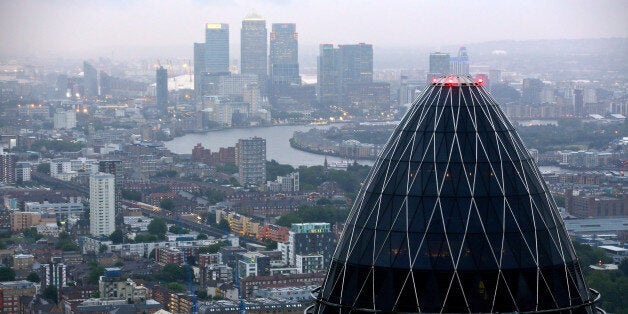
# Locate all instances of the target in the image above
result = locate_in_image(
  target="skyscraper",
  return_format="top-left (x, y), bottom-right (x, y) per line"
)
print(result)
top-left (428, 52), bottom-right (451, 82)
top-left (313, 76), bottom-right (598, 313)
top-left (90, 173), bottom-right (115, 237)
top-left (156, 66), bottom-right (168, 109)
top-left (204, 23), bottom-right (230, 73)
top-left (236, 137), bottom-right (266, 186)
top-left (269, 23), bottom-right (300, 85)
top-left (316, 44), bottom-right (340, 104)
top-left (450, 46), bottom-right (470, 75)
top-left (338, 43), bottom-right (373, 88)
top-left (241, 13), bottom-right (267, 79)
top-left (316, 43), bottom-right (374, 106)
top-left (194, 23), bottom-right (229, 99)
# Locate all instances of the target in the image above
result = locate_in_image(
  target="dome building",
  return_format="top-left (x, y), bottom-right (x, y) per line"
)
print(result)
top-left (312, 76), bottom-right (601, 313)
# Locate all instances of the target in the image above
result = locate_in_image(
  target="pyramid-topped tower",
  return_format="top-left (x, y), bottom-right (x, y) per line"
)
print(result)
top-left (313, 76), bottom-right (600, 313)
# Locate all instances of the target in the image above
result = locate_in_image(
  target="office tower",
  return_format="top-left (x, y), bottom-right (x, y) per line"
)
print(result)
top-left (205, 23), bottom-right (230, 73)
top-left (236, 137), bottom-right (266, 186)
top-left (313, 76), bottom-right (597, 313)
top-left (269, 23), bottom-right (300, 85)
top-left (83, 61), bottom-right (98, 97)
top-left (316, 44), bottom-right (340, 104)
top-left (193, 42), bottom-right (206, 97)
top-left (522, 78), bottom-right (544, 105)
top-left (241, 13), bottom-right (267, 79)
top-left (450, 46), bottom-right (470, 75)
top-left (89, 172), bottom-right (115, 237)
top-left (156, 66), bottom-right (168, 109)
top-left (0, 152), bottom-right (17, 183)
top-left (338, 43), bottom-right (373, 88)
top-left (429, 52), bottom-right (450, 76)
top-left (195, 23), bottom-right (229, 99)
top-left (316, 43), bottom-right (377, 107)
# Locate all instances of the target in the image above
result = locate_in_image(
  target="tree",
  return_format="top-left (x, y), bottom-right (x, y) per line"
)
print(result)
top-left (147, 218), bottom-right (167, 239)
top-left (22, 227), bottom-right (43, 241)
top-left (166, 282), bottom-right (186, 292)
top-left (196, 233), bottom-right (208, 240)
top-left (121, 189), bottom-right (142, 201)
top-left (42, 285), bottom-right (59, 304)
top-left (109, 229), bottom-right (125, 244)
top-left (99, 244), bottom-right (109, 253)
top-left (0, 267), bottom-right (15, 281)
top-left (36, 163), bottom-right (50, 175)
top-left (217, 219), bottom-right (231, 232)
top-left (87, 263), bottom-right (105, 285)
top-left (26, 272), bottom-right (40, 283)
top-left (169, 225), bottom-right (188, 234)
top-left (198, 242), bottom-right (227, 254)
top-left (134, 233), bottom-right (158, 243)
top-left (619, 259), bottom-right (628, 277)
top-left (160, 198), bottom-right (175, 211)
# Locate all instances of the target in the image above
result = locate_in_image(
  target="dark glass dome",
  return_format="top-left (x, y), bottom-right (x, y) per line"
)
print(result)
top-left (313, 76), bottom-right (597, 313)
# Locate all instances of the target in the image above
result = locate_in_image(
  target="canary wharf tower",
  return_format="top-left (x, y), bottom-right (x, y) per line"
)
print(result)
top-left (312, 76), bottom-right (600, 313)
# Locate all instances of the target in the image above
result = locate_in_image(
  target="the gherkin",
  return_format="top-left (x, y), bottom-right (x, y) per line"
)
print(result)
top-left (312, 76), bottom-right (601, 313)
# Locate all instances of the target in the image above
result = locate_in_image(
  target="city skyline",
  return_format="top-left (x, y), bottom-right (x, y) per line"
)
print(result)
top-left (1, 0), bottom-right (626, 59)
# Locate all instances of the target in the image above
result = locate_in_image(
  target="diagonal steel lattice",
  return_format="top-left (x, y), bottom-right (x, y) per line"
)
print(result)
top-left (313, 76), bottom-right (598, 313)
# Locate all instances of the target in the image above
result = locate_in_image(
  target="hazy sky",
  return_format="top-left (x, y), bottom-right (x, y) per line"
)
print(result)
top-left (1, 0), bottom-right (626, 58)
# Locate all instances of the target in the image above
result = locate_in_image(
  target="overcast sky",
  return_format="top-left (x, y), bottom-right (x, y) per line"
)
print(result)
top-left (1, 0), bottom-right (626, 58)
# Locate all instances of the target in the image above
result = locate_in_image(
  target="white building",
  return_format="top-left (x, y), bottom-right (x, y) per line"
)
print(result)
top-left (266, 172), bottom-right (299, 192)
top-left (15, 162), bottom-right (31, 182)
top-left (89, 173), bottom-right (115, 237)
top-left (53, 109), bottom-right (76, 129)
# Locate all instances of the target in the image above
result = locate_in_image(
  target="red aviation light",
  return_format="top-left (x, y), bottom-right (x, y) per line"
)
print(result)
top-left (444, 76), bottom-right (457, 86)
top-left (476, 78), bottom-right (484, 85)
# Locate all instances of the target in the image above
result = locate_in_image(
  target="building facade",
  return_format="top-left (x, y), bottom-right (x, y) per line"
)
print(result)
top-left (156, 66), bottom-right (168, 109)
top-left (236, 137), bottom-right (266, 186)
top-left (314, 76), bottom-right (596, 313)
top-left (89, 172), bottom-right (115, 237)
top-left (269, 23), bottom-right (300, 86)
top-left (241, 14), bottom-right (267, 79)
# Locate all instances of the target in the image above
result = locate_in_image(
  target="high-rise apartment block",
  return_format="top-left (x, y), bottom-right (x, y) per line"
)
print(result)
top-left (428, 52), bottom-right (451, 83)
top-left (89, 172), bottom-right (115, 237)
top-left (241, 14), bottom-right (267, 80)
top-left (269, 23), bottom-right (300, 85)
top-left (156, 66), bottom-right (168, 109)
top-left (0, 151), bottom-right (16, 183)
top-left (236, 137), bottom-right (266, 186)
top-left (284, 223), bottom-right (335, 270)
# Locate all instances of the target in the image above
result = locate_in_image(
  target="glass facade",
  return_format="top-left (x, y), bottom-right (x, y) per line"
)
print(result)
top-left (313, 76), bottom-right (597, 313)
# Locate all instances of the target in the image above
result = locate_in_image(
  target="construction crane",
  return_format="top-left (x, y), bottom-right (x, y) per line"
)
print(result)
top-left (174, 213), bottom-right (198, 313)
top-left (234, 264), bottom-right (246, 314)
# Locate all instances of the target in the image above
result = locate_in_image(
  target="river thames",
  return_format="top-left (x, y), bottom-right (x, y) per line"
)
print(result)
top-left (164, 124), bottom-right (375, 167)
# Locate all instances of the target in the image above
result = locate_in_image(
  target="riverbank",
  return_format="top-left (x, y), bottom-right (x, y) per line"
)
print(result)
top-left (289, 137), bottom-right (377, 161)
